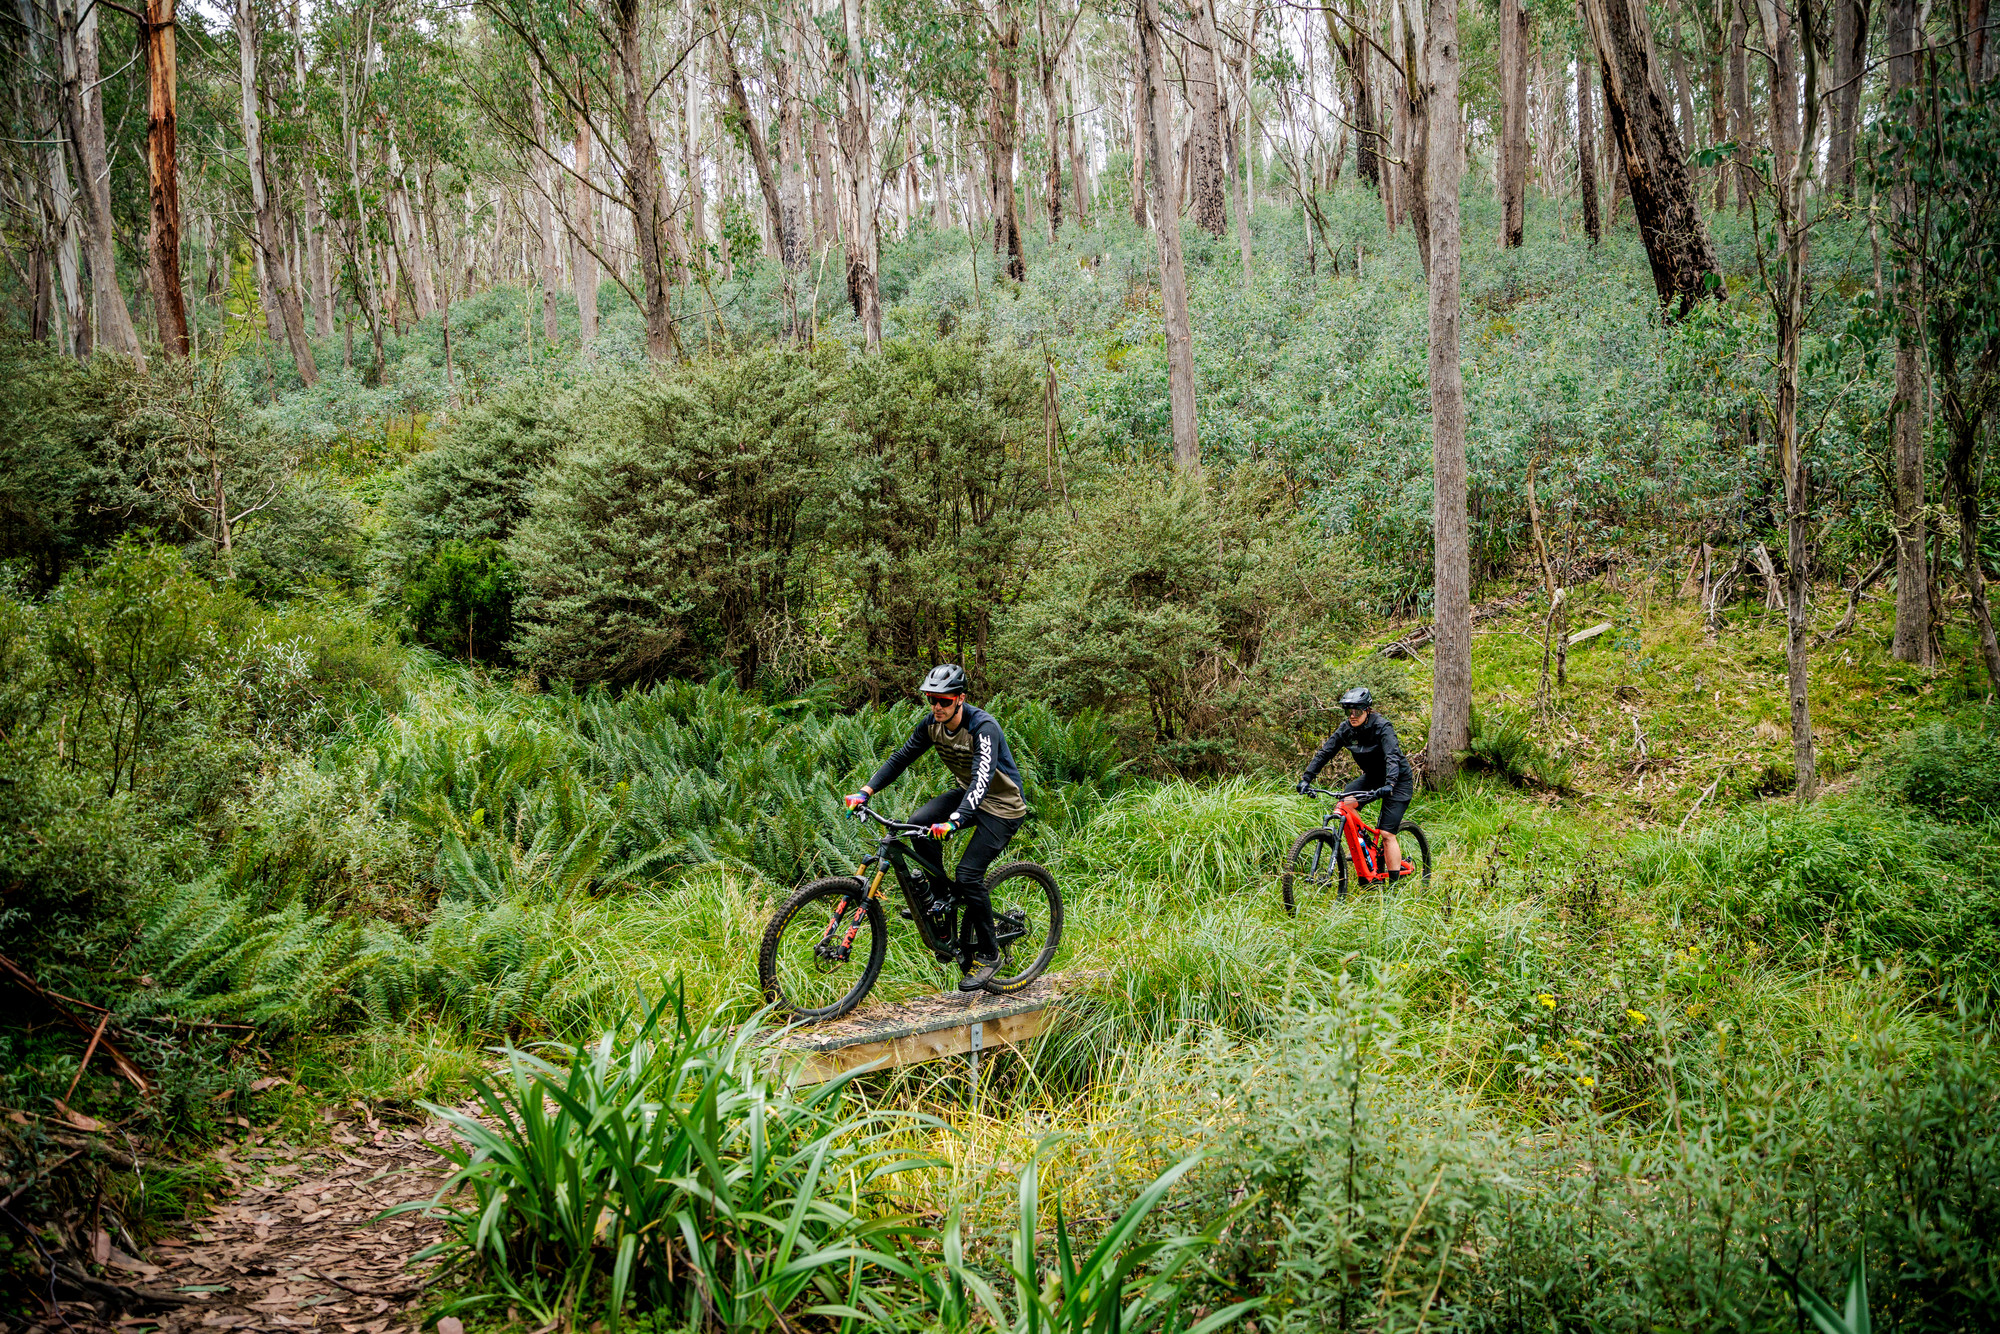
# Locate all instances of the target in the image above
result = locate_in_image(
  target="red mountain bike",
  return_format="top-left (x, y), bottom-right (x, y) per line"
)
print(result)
top-left (1281, 784), bottom-right (1432, 915)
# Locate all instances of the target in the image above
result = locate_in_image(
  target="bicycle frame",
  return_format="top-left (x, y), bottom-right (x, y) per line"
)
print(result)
top-left (1324, 794), bottom-right (1396, 883)
top-left (818, 808), bottom-right (960, 963)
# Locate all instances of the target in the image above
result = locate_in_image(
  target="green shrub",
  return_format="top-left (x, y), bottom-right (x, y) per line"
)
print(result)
top-left (232, 469), bottom-right (368, 600)
top-left (0, 334), bottom-right (133, 590)
top-left (1334, 656), bottom-right (1413, 715)
top-left (1457, 707), bottom-right (1572, 791)
top-left (823, 334), bottom-right (1049, 697)
top-left (1892, 718), bottom-right (2000, 821)
top-left (1189, 979), bottom-right (1509, 1331)
top-left (258, 595), bottom-right (405, 705)
top-left (39, 538), bottom-right (219, 797)
top-left (508, 351), bottom-right (833, 685)
top-left (376, 365), bottom-right (581, 577)
top-left (0, 758), bottom-right (160, 974)
top-left (1181, 982), bottom-right (2000, 1333)
top-left (997, 464), bottom-right (1361, 772)
top-left (1454, 1011), bottom-right (2000, 1331)
top-left (403, 539), bottom-right (520, 662)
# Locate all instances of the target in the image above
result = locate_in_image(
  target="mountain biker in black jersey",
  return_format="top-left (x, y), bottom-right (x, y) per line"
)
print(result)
top-left (845, 664), bottom-right (1027, 991)
top-left (1297, 686), bottom-right (1416, 878)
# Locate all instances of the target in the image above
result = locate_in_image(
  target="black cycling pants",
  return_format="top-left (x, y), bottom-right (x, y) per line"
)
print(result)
top-left (903, 789), bottom-right (1021, 960)
top-left (1344, 783), bottom-right (1412, 834)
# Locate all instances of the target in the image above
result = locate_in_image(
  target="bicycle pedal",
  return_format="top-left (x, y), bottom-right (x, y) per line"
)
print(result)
top-left (898, 906), bottom-right (913, 919)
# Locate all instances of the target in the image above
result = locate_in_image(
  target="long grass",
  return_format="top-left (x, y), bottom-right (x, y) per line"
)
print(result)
top-left (119, 668), bottom-right (2000, 1329)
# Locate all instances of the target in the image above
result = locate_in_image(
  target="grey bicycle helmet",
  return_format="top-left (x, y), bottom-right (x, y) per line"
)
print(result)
top-left (920, 663), bottom-right (969, 695)
top-left (1339, 686), bottom-right (1374, 710)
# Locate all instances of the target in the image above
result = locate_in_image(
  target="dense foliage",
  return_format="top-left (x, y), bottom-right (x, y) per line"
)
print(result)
top-left (7, 128), bottom-right (2000, 1330)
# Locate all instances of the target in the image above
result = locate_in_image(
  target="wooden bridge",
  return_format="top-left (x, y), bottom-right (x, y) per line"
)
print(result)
top-left (772, 973), bottom-right (1099, 1085)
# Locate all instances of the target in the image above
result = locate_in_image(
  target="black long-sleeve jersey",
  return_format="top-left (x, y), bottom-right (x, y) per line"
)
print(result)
top-left (866, 704), bottom-right (1028, 824)
top-left (1302, 711), bottom-right (1413, 795)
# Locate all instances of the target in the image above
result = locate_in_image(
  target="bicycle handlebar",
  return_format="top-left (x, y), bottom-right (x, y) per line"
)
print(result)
top-left (1300, 783), bottom-right (1394, 803)
top-left (855, 803), bottom-right (932, 837)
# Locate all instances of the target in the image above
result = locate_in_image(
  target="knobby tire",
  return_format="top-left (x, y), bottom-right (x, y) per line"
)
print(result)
top-left (1337, 824), bottom-right (1433, 900)
top-left (980, 860), bottom-right (1062, 994)
top-left (1281, 828), bottom-right (1343, 916)
top-left (758, 876), bottom-right (886, 1021)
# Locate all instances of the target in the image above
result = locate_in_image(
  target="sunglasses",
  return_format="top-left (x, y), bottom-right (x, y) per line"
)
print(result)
top-left (926, 695), bottom-right (960, 707)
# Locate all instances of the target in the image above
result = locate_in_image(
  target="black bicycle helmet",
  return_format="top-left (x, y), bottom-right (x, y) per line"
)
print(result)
top-left (920, 663), bottom-right (969, 696)
top-left (1339, 686), bottom-right (1374, 710)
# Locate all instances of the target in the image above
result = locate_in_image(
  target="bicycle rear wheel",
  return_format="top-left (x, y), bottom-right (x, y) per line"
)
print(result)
top-left (980, 861), bottom-right (1062, 994)
top-left (1281, 828), bottom-right (1345, 915)
top-left (1347, 824), bottom-right (1433, 898)
top-left (758, 877), bottom-right (886, 1021)
top-left (1402, 825), bottom-right (1433, 884)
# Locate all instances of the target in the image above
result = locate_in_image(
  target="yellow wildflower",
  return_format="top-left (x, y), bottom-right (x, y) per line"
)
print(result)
top-left (1579, 1076), bottom-right (1595, 1088)
top-left (1537, 993), bottom-right (1556, 1009)
top-left (1626, 1009), bottom-right (1648, 1026)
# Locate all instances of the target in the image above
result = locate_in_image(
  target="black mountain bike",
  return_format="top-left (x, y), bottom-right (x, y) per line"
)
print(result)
top-left (1281, 784), bottom-right (1433, 915)
top-left (757, 804), bottom-right (1063, 1021)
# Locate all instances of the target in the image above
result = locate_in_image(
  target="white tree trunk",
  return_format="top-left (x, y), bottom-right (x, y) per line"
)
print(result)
top-left (1424, 0), bottom-right (1472, 780)
top-left (1138, 0), bottom-right (1198, 469)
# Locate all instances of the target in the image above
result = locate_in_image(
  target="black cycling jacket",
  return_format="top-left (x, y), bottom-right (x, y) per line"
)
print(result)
top-left (1302, 711), bottom-right (1414, 796)
top-left (866, 704), bottom-right (1028, 824)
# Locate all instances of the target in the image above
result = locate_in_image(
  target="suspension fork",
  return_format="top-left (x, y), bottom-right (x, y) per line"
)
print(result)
top-left (821, 863), bottom-right (888, 949)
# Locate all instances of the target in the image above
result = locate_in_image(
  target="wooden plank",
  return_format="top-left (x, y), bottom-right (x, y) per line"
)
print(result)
top-left (1567, 620), bottom-right (1613, 647)
top-left (770, 972), bottom-right (1102, 1085)
top-left (784, 1007), bottom-right (1055, 1085)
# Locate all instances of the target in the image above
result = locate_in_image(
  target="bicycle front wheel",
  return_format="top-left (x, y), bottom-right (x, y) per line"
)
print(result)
top-left (980, 861), bottom-right (1062, 994)
top-left (1281, 828), bottom-right (1346, 915)
top-left (758, 877), bottom-right (886, 1021)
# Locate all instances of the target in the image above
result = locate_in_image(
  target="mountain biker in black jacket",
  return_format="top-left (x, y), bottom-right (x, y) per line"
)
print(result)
top-left (1297, 686), bottom-right (1416, 878)
top-left (844, 664), bottom-right (1026, 990)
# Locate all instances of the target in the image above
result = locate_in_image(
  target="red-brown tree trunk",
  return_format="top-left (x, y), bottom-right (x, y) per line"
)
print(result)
top-left (145, 0), bottom-right (188, 358)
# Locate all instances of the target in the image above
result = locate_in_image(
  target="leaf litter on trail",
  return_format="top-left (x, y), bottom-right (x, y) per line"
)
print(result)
top-left (25, 1112), bottom-right (466, 1333)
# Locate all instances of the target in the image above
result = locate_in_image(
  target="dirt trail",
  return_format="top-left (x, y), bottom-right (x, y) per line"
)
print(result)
top-left (30, 1114), bottom-right (456, 1333)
